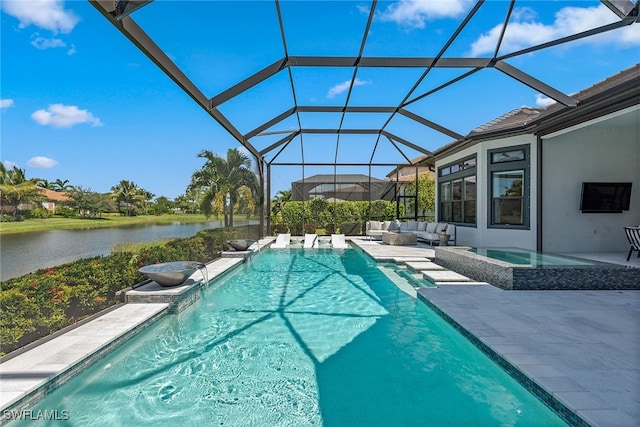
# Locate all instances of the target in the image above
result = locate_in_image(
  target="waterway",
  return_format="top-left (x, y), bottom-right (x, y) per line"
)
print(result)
top-left (0, 220), bottom-right (258, 282)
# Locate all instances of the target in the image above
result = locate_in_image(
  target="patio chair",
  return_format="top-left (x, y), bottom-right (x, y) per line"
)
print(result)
top-left (624, 226), bottom-right (640, 261)
top-left (304, 233), bottom-right (319, 248)
top-left (272, 233), bottom-right (290, 249)
top-left (331, 234), bottom-right (348, 249)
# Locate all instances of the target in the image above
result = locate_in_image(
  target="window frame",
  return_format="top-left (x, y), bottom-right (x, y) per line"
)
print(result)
top-left (487, 144), bottom-right (530, 229)
top-left (438, 154), bottom-right (477, 226)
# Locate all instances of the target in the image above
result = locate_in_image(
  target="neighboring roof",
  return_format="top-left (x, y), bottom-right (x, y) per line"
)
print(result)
top-left (292, 174), bottom-right (384, 184)
top-left (38, 188), bottom-right (71, 202)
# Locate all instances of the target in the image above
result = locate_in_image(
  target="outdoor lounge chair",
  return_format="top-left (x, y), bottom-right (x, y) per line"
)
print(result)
top-left (272, 233), bottom-right (290, 249)
top-left (304, 233), bottom-right (319, 248)
top-left (331, 234), bottom-right (348, 249)
top-left (624, 226), bottom-right (640, 261)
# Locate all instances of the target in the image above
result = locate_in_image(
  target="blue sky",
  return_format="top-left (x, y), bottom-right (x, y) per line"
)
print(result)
top-left (1, 0), bottom-right (639, 200)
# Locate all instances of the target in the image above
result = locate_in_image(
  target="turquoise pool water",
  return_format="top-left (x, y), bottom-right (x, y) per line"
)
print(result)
top-left (16, 249), bottom-right (567, 426)
top-left (468, 248), bottom-right (594, 266)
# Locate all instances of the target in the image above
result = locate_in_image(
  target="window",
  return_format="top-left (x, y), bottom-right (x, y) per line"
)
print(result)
top-left (438, 155), bottom-right (476, 225)
top-left (488, 145), bottom-right (530, 228)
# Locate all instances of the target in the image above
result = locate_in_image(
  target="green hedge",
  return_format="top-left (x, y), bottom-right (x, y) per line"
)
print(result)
top-left (272, 200), bottom-right (401, 235)
top-left (0, 224), bottom-right (260, 356)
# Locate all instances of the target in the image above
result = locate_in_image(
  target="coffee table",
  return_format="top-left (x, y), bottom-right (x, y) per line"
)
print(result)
top-left (382, 231), bottom-right (417, 246)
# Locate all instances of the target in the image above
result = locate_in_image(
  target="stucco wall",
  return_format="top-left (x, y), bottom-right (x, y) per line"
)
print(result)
top-left (436, 134), bottom-right (538, 250)
top-left (541, 107), bottom-right (640, 252)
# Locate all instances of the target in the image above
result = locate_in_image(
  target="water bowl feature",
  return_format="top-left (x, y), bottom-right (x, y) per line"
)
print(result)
top-left (226, 239), bottom-right (251, 251)
top-left (138, 261), bottom-right (205, 287)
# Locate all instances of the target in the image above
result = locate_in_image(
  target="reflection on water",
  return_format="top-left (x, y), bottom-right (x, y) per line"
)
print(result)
top-left (0, 220), bottom-right (257, 281)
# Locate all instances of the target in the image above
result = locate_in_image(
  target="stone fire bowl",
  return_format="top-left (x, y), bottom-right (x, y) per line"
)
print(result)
top-left (138, 261), bottom-right (203, 287)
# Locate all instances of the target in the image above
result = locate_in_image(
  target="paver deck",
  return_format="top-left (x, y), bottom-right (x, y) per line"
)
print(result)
top-left (417, 286), bottom-right (640, 427)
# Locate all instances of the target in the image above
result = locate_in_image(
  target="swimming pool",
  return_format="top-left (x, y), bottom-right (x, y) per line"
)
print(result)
top-left (13, 248), bottom-right (567, 426)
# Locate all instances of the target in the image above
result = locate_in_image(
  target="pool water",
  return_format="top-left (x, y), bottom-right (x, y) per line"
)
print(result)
top-left (468, 248), bottom-right (594, 266)
top-left (16, 249), bottom-right (567, 426)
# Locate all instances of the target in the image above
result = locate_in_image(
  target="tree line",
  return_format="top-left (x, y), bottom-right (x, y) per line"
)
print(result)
top-left (0, 148), bottom-right (258, 225)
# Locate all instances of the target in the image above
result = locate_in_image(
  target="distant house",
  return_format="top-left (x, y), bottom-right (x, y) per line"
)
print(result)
top-left (16, 187), bottom-right (71, 212)
top-left (431, 64), bottom-right (639, 252)
top-left (39, 188), bottom-right (71, 211)
top-left (291, 174), bottom-right (394, 201)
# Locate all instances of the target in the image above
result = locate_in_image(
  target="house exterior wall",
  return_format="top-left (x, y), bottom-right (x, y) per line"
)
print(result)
top-left (541, 107), bottom-right (640, 252)
top-left (436, 134), bottom-right (538, 250)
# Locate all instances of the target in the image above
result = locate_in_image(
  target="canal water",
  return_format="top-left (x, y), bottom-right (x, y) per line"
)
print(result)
top-left (0, 220), bottom-right (258, 281)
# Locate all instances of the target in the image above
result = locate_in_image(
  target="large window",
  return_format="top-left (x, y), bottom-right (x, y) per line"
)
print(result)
top-left (439, 156), bottom-right (476, 225)
top-left (488, 145), bottom-right (530, 228)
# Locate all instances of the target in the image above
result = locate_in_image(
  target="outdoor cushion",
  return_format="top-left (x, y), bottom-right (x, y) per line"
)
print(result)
top-left (435, 223), bottom-right (447, 233)
top-left (382, 221), bottom-right (392, 230)
top-left (426, 222), bottom-right (437, 233)
top-left (417, 222), bottom-right (427, 231)
top-left (369, 221), bottom-right (381, 230)
top-left (407, 220), bottom-right (418, 231)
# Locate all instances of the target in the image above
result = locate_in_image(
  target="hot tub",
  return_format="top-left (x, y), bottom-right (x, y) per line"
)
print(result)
top-left (435, 246), bottom-right (640, 290)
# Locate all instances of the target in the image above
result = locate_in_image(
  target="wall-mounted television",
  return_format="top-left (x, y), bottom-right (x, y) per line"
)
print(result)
top-left (580, 182), bottom-right (632, 213)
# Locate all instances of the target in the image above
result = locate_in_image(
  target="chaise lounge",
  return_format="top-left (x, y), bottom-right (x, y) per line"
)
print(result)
top-left (624, 226), bottom-right (640, 261)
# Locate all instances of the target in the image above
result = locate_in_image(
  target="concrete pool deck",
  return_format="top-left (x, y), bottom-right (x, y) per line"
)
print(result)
top-left (1, 238), bottom-right (638, 426)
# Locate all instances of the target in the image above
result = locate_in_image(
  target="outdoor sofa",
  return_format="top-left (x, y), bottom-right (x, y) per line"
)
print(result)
top-left (366, 220), bottom-right (456, 245)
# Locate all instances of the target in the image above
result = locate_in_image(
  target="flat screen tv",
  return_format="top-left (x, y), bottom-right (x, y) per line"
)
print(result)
top-left (580, 182), bottom-right (632, 213)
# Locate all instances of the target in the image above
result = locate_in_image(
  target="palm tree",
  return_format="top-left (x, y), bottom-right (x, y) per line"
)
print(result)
top-left (189, 148), bottom-right (258, 227)
top-left (36, 179), bottom-right (55, 189)
top-left (52, 179), bottom-right (73, 192)
top-left (0, 164), bottom-right (43, 217)
top-left (110, 180), bottom-right (142, 216)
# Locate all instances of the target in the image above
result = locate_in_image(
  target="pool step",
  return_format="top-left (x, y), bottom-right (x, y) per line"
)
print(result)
top-left (405, 261), bottom-right (446, 272)
top-left (422, 270), bottom-right (474, 283)
top-left (434, 281), bottom-right (490, 286)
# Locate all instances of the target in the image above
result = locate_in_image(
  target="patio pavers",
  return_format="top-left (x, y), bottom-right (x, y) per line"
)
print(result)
top-left (417, 286), bottom-right (640, 427)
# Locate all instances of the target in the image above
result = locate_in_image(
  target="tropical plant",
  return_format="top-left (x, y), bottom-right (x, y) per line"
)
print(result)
top-left (406, 173), bottom-right (436, 220)
top-left (0, 164), bottom-right (43, 218)
top-left (188, 148), bottom-right (258, 227)
top-left (66, 187), bottom-right (111, 217)
top-left (52, 178), bottom-right (73, 192)
top-left (110, 180), bottom-right (143, 216)
top-left (36, 179), bottom-right (55, 189)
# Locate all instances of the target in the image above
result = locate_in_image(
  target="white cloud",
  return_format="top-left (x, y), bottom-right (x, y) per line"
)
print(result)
top-left (31, 35), bottom-right (66, 50)
top-left (378, 0), bottom-right (471, 29)
top-left (27, 156), bottom-right (58, 168)
top-left (327, 78), bottom-right (369, 99)
top-left (66, 44), bottom-right (76, 55)
top-left (470, 4), bottom-right (640, 56)
top-left (1, 0), bottom-right (79, 34)
top-left (3, 160), bottom-right (17, 169)
top-left (1, 99), bottom-right (15, 109)
top-left (535, 94), bottom-right (556, 108)
top-left (31, 104), bottom-right (103, 128)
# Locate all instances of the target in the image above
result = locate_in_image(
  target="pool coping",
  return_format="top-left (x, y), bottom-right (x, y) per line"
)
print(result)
top-left (0, 303), bottom-right (169, 421)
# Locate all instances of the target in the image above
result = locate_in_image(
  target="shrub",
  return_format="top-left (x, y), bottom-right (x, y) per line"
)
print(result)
top-left (271, 223), bottom-right (288, 235)
top-left (0, 224), bottom-right (260, 356)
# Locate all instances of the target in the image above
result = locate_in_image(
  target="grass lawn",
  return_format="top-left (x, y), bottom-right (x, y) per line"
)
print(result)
top-left (0, 214), bottom-right (248, 235)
